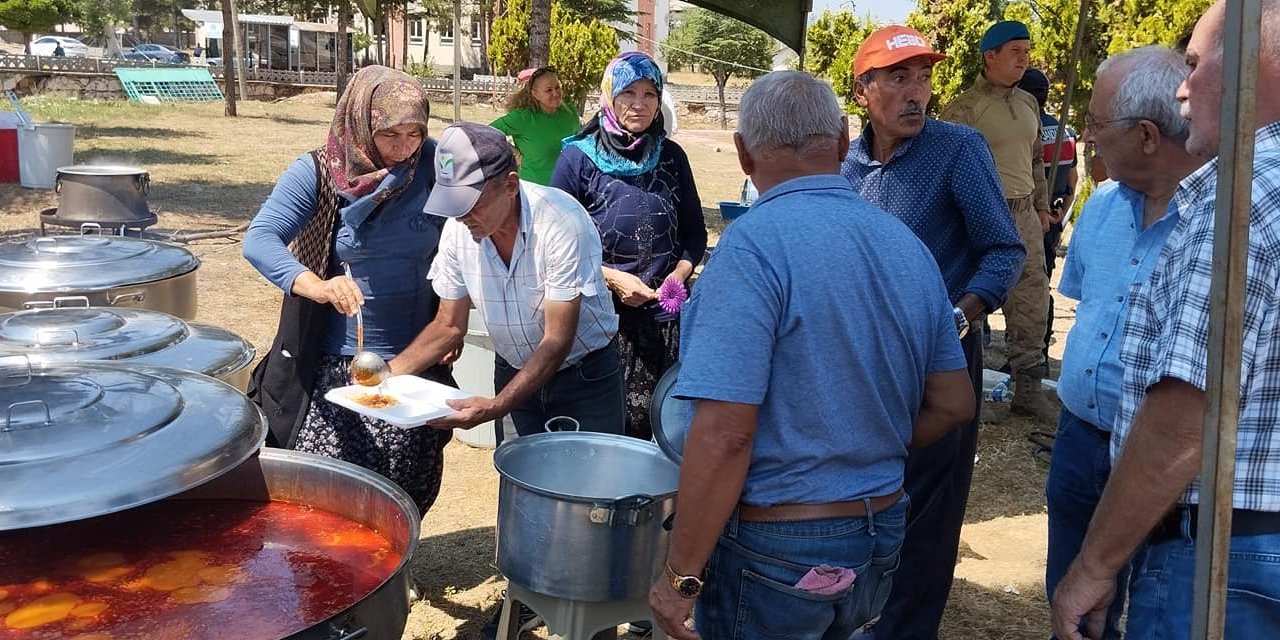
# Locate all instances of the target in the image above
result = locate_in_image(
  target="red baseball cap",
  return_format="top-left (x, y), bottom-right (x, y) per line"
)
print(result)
top-left (853, 25), bottom-right (947, 77)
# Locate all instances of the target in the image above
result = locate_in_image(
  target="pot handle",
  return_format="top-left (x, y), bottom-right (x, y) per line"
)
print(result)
top-left (135, 172), bottom-right (150, 195)
top-left (589, 493), bottom-right (657, 527)
top-left (108, 290), bottom-right (146, 305)
top-left (543, 415), bottom-right (580, 432)
top-left (35, 328), bottom-right (80, 347)
top-left (324, 625), bottom-right (367, 640)
top-left (0, 355), bottom-right (34, 387)
top-left (4, 400), bottom-right (52, 432)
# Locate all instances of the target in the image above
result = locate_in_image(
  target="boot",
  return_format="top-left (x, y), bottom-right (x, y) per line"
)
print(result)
top-left (1010, 371), bottom-right (1060, 424)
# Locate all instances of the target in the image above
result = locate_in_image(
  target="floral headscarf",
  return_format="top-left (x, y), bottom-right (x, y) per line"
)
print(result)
top-left (564, 51), bottom-right (666, 176)
top-left (324, 65), bottom-right (429, 201)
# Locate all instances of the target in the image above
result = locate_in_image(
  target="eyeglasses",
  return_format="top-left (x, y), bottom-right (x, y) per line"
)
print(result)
top-left (1084, 114), bottom-right (1141, 130)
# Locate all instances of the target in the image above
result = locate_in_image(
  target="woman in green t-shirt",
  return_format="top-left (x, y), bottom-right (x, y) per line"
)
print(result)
top-left (489, 67), bottom-right (581, 185)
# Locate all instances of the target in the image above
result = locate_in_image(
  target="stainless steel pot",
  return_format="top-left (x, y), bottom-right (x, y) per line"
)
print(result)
top-left (175, 449), bottom-right (420, 640)
top-left (0, 360), bottom-right (264, 531)
top-left (0, 306), bottom-right (255, 391)
top-left (54, 165), bottom-right (157, 229)
top-left (0, 235), bottom-right (199, 319)
top-left (493, 431), bottom-right (680, 602)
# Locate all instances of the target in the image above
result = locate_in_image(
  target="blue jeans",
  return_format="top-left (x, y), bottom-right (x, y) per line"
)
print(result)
top-left (694, 497), bottom-right (909, 640)
top-left (1045, 409), bottom-right (1127, 639)
top-left (873, 328), bottom-right (983, 640)
top-left (1126, 510), bottom-right (1280, 639)
top-left (493, 339), bottom-right (625, 437)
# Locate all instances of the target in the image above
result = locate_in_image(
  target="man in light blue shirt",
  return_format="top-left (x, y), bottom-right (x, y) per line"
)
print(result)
top-left (1046, 46), bottom-right (1204, 640)
top-left (647, 71), bottom-right (975, 640)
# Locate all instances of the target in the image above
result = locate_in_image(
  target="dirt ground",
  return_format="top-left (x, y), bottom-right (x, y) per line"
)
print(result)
top-left (0, 95), bottom-right (1078, 639)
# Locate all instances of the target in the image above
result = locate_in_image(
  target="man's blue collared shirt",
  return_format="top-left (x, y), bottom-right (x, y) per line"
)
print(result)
top-left (1057, 181), bottom-right (1178, 430)
top-left (840, 119), bottom-right (1025, 310)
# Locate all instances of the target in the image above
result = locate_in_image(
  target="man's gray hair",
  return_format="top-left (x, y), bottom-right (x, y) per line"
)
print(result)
top-left (1097, 45), bottom-right (1190, 142)
top-left (737, 71), bottom-right (844, 152)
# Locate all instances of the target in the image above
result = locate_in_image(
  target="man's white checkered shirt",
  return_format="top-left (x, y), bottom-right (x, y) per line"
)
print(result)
top-left (429, 180), bottom-right (618, 370)
top-left (1113, 121), bottom-right (1280, 511)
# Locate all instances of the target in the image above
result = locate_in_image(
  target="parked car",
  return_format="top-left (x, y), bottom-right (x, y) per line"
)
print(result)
top-left (125, 44), bottom-right (190, 65)
top-left (29, 36), bottom-right (90, 58)
top-left (205, 52), bottom-right (259, 68)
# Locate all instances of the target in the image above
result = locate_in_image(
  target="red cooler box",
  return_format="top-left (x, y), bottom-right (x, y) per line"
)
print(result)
top-left (0, 113), bottom-right (20, 183)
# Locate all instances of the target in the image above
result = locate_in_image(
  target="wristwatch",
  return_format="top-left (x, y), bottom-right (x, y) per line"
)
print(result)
top-left (953, 306), bottom-right (970, 339)
top-left (665, 562), bottom-right (704, 599)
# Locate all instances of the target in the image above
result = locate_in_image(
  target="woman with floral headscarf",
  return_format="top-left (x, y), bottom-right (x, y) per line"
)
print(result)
top-left (551, 51), bottom-right (707, 441)
top-left (244, 65), bottom-right (455, 517)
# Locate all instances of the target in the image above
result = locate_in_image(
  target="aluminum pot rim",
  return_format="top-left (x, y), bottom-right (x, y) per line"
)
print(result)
top-left (493, 431), bottom-right (679, 504)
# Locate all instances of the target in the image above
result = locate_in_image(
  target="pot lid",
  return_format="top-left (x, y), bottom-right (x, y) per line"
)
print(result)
top-left (0, 308), bottom-right (254, 379)
top-left (57, 164), bottom-right (148, 176)
top-left (650, 362), bottom-right (693, 464)
top-left (0, 360), bottom-right (266, 531)
top-left (0, 236), bottom-right (199, 293)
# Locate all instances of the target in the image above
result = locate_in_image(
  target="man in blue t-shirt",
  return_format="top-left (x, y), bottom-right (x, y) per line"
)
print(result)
top-left (647, 70), bottom-right (975, 640)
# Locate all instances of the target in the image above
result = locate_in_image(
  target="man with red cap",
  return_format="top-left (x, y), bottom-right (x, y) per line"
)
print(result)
top-left (840, 25), bottom-right (1024, 640)
top-left (942, 20), bottom-right (1060, 424)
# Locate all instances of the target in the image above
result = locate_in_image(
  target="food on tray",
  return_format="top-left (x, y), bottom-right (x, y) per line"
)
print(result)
top-left (353, 392), bottom-right (397, 408)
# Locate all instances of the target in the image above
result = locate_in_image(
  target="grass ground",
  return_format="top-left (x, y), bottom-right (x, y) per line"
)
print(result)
top-left (0, 93), bottom-right (1070, 639)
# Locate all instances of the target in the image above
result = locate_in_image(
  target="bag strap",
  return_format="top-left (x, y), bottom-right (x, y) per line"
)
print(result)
top-left (287, 148), bottom-right (342, 276)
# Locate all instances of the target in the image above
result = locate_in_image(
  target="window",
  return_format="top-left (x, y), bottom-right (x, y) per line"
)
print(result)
top-left (409, 19), bottom-right (425, 44)
top-left (470, 15), bottom-right (482, 45)
top-left (439, 18), bottom-right (453, 44)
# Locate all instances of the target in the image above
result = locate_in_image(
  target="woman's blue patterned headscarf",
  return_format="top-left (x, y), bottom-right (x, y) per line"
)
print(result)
top-left (564, 51), bottom-right (666, 176)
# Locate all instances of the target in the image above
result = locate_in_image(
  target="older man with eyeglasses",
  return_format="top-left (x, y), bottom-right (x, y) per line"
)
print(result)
top-left (1044, 45), bottom-right (1204, 640)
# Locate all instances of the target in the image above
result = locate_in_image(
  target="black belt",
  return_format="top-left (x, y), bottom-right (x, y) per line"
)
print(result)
top-left (1149, 504), bottom-right (1280, 543)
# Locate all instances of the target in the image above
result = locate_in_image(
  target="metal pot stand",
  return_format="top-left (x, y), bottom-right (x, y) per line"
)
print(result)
top-left (494, 581), bottom-right (669, 640)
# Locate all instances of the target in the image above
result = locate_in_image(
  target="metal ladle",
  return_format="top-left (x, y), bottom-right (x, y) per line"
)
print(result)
top-left (342, 262), bottom-right (390, 387)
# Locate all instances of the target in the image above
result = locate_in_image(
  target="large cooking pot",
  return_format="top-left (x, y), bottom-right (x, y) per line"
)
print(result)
top-left (493, 431), bottom-right (680, 602)
top-left (0, 235), bottom-right (199, 319)
top-left (0, 362), bottom-right (418, 639)
top-left (175, 449), bottom-right (420, 640)
top-left (0, 306), bottom-right (255, 390)
top-left (54, 164), bottom-right (157, 229)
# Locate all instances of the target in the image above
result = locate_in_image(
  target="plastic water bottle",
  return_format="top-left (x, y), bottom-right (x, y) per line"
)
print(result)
top-left (987, 376), bottom-right (1014, 403)
top-left (740, 178), bottom-right (758, 205)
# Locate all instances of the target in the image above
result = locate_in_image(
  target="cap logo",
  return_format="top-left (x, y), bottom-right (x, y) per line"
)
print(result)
top-left (438, 153), bottom-right (455, 180)
top-left (885, 34), bottom-right (927, 50)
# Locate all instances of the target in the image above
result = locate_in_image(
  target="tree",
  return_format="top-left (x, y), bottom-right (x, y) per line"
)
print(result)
top-left (69, 0), bottom-right (130, 57)
top-left (804, 10), bottom-right (878, 109)
top-left (558, 0), bottom-right (629, 24)
top-left (664, 8), bottom-right (773, 129)
top-left (0, 0), bottom-right (70, 52)
top-left (548, 1), bottom-right (616, 108)
top-left (220, 0), bottom-right (238, 116)
top-left (488, 0), bottom-right (528, 74)
top-left (529, 0), bottom-right (549, 66)
top-left (489, 0), bottom-right (617, 109)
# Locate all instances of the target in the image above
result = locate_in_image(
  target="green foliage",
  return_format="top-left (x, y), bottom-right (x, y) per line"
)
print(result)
top-left (488, 0), bottom-right (530, 75)
top-left (351, 28), bottom-right (373, 52)
top-left (488, 0), bottom-right (617, 108)
top-left (803, 0), bottom-right (1211, 131)
top-left (663, 8), bottom-right (772, 87)
top-left (557, 0), bottom-right (630, 24)
top-left (0, 0), bottom-right (71, 44)
top-left (803, 10), bottom-right (877, 110)
top-left (548, 2), bottom-right (617, 107)
top-left (69, 0), bottom-right (130, 45)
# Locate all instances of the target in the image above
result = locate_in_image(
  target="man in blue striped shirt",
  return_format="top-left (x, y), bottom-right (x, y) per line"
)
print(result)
top-left (839, 25), bottom-right (1024, 640)
top-left (1046, 45), bottom-right (1202, 640)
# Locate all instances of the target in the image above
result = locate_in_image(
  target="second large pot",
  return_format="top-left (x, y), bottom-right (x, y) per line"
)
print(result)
top-left (0, 235), bottom-right (199, 319)
top-left (493, 432), bottom-right (679, 602)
